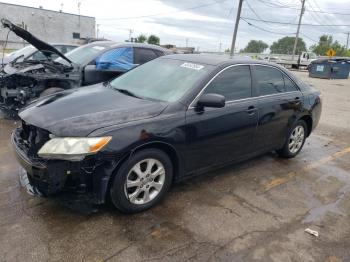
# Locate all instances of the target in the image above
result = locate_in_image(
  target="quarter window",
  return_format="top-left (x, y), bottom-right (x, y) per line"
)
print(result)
top-left (254, 66), bottom-right (284, 95)
top-left (283, 75), bottom-right (298, 92)
top-left (203, 65), bottom-right (252, 101)
top-left (134, 48), bottom-right (158, 64)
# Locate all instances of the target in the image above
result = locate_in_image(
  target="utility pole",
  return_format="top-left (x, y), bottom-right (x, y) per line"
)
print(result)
top-left (186, 38), bottom-right (189, 47)
top-left (230, 0), bottom-right (243, 56)
top-left (96, 24), bottom-right (100, 38)
top-left (345, 32), bottom-right (349, 50)
top-left (78, 1), bottom-right (81, 34)
top-left (292, 0), bottom-right (305, 61)
top-left (128, 29), bottom-right (133, 41)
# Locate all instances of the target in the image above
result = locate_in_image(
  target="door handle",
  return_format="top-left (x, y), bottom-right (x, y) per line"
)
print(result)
top-left (246, 106), bottom-right (256, 115)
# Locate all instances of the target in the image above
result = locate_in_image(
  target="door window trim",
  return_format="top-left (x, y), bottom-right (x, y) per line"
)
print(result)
top-left (188, 64), bottom-right (253, 109)
top-left (189, 63), bottom-right (301, 109)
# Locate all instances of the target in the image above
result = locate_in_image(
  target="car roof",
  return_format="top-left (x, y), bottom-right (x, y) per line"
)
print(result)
top-left (50, 43), bottom-right (80, 47)
top-left (161, 53), bottom-right (281, 67)
top-left (81, 41), bottom-right (171, 54)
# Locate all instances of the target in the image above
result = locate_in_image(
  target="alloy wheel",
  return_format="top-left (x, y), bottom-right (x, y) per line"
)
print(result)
top-left (288, 125), bottom-right (305, 154)
top-left (124, 158), bottom-right (166, 205)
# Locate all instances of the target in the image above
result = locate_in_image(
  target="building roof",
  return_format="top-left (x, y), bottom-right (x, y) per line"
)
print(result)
top-left (0, 2), bottom-right (95, 19)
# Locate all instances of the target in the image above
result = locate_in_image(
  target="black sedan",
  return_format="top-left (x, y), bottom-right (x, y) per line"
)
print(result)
top-left (12, 54), bottom-right (322, 213)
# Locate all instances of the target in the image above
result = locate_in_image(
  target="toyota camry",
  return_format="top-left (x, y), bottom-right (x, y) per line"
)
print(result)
top-left (12, 54), bottom-right (322, 213)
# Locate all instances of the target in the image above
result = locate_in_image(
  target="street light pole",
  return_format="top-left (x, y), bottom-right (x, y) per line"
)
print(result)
top-left (292, 0), bottom-right (305, 60)
top-left (230, 0), bottom-right (243, 56)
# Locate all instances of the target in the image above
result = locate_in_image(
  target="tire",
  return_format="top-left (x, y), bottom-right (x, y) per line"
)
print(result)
top-left (39, 87), bottom-right (64, 97)
top-left (277, 120), bottom-right (307, 158)
top-left (110, 149), bottom-right (173, 213)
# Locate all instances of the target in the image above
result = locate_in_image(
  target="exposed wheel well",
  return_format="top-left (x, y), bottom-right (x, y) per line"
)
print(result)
top-left (299, 115), bottom-right (313, 136)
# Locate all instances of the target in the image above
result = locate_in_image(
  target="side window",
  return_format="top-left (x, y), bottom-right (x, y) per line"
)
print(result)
top-left (203, 65), bottom-right (252, 101)
top-left (66, 46), bottom-right (77, 53)
top-left (134, 48), bottom-right (158, 64)
top-left (154, 50), bottom-right (165, 57)
top-left (56, 45), bottom-right (67, 54)
top-left (254, 66), bottom-right (284, 96)
top-left (283, 75), bottom-right (298, 92)
top-left (29, 51), bottom-right (47, 61)
top-left (96, 47), bottom-right (134, 71)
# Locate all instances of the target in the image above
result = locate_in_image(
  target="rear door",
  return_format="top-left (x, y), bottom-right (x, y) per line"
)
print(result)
top-left (184, 65), bottom-right (258, 173)
top-left (252, 65), bottom-right (303, 151)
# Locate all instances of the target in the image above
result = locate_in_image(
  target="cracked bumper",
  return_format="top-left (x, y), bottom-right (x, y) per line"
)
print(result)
top-left (11, 129), bottom-right (115, 205)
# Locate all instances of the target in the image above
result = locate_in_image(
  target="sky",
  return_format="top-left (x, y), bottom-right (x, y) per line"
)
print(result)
top-left (1, 0), bottom-right (350, 52)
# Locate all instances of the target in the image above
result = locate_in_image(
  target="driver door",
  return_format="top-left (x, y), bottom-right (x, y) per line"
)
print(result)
top-left (183, 65), bottom-right (258, 173)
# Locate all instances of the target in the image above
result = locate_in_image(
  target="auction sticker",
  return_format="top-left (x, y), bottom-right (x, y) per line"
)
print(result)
top-left (180, 62), bottom-right (204, 70)
top-left (316, 65), bottom-right (324, 72)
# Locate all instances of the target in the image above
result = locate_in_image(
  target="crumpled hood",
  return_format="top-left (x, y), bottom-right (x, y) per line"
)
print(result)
top-left (19, 84), bottom-right (168, 137)
top-left (1, 19), bottom-right (72, 64)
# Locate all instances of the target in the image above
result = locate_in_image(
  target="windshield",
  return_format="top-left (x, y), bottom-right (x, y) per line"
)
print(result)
top-left (55, 43), bottom-right (110, 65)
top-left (110, 58), bottom-right (211, 102)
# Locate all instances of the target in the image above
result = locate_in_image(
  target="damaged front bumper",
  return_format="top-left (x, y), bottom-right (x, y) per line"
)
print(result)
top-left (11, 128), bottom-right (117, 206)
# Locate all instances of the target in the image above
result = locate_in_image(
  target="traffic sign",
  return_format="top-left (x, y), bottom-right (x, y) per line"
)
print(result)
top-left (326, 48), bottom-right (336, 57)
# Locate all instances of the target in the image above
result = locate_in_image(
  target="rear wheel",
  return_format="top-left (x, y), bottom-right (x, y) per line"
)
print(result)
top-left (277, 120), bottom-right (307, 158)
top-left (110, 149), bottom-right (173, 213)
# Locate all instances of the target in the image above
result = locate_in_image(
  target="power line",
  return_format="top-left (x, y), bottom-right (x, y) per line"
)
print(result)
top-left (240, 17), bottom-right (350, 27)
top-left (255, 0), bottom-right (350, 16)
top-left (255, 0), bottom-right (299, 9)
top-left (99, 0), bottom-right (228, 20)
top-left (244, 0), bottom-right (294, 33)
top-left (241, 18), bottom-right (295, 35)
top-left (299, 32), bottom-right (318, 43)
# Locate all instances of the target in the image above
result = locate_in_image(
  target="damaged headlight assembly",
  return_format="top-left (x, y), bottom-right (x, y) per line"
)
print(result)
top-left (38, 137), bottom-right (112, 161)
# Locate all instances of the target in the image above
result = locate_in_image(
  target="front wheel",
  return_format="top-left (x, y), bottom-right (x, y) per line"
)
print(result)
top-left (110, 149), bottom-right (173, 213)
top-left (277, 120), bottom-right (307, 158)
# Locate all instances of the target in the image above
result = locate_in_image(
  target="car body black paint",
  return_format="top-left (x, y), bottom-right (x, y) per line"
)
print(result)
top-left (12, 54), bottom-right (322, 206)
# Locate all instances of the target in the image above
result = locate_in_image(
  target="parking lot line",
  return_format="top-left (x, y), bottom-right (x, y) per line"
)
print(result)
top-left (263, 147), bottom-right (350, 192)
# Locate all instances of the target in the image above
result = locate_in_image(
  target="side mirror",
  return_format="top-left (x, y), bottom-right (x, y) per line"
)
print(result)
top-left (197, 93), bottom-right (225, 109)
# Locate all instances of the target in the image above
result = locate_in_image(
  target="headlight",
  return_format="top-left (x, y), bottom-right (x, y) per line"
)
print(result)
top-left (38, 137), bottom-right (112, 161)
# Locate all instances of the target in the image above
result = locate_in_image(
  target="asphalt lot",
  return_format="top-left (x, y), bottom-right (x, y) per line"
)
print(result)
top-left (0, 71), bottom-right (350, 261)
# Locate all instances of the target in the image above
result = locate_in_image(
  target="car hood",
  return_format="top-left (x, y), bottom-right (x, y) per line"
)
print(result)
top-left (19, 84), bottom-right (168, 137)
top-left (1, 55), bottom-right (11, 65)
top-left (1, 19), bottom-right (72, 65)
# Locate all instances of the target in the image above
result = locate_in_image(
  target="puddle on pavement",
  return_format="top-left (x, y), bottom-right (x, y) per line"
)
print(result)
top-left (300, 163), bottom-right (349, 223)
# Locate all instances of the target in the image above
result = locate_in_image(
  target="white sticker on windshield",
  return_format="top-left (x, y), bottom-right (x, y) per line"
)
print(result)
top-left (93, 46), bottom-right (106, 51)
top-left (180, 62), bottom-right (204, 71)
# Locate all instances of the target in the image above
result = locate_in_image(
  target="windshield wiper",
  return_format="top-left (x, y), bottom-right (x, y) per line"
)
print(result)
top-left (114, 88), bottom-right (143, 99)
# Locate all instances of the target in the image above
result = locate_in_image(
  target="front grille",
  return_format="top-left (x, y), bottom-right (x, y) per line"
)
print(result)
top-left (20, 120), bottom-right (50, 158)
